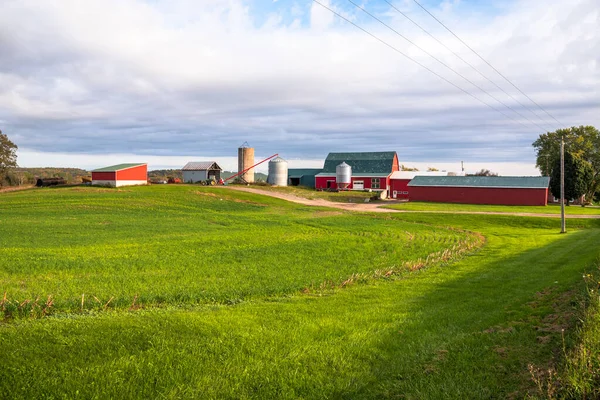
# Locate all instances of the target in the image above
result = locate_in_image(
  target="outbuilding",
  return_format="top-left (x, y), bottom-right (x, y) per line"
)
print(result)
top-left (408, 176), bottom-right (551, 206)
top-left (182, 161), bottom-right (222, 183)
top-left (315, 151), bottom-right (399, 192)
top-left (389, 171), bottom-right (456, 199)
top-left (287, 168), bottom-right (322, 188)
top-left (91, 163), bottom-right (148, 187)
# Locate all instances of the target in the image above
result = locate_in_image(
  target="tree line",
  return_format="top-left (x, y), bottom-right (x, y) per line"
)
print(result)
top-left (533, 125), bottom-right (599, 204)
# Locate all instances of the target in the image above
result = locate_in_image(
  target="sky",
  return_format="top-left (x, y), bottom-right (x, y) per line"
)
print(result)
top-left (1, 0), bottom-right (598, 175)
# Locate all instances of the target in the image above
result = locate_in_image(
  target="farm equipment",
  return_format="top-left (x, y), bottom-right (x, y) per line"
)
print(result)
top-left (200, 179), bottom-right (217, 186)
top-left (167, 177), bottom-right (182, 184)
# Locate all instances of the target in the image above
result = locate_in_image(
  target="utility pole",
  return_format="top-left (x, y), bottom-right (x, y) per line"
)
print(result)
top-left (560, 135), bottom-right (566, 233)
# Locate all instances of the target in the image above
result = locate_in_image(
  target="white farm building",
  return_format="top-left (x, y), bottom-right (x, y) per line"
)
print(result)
top-left (182, 161), bottom-right (223, 183)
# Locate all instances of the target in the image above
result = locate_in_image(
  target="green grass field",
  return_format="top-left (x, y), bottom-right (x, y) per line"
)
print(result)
top-left (242, 183), bottom-right (379, 202)
top-left (385, 201), bottom-right (600, 215)
top-left (1, 186), bottom-right (599, 398)
top-left (0, 185), bottom-right (466, 314)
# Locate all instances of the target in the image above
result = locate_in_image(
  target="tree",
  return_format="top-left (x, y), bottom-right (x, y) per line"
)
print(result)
top-left (471, 169), bottom-right (498, 177)
top-left (401, 164), bottom-right (419, 171)
top-left (427, 167), bottom-right (439, 172)
top-left (533, 125), bottom-right (600, 199)
top-left (549, 151), bottom-right (594, 204)
top-left (0, 130), bottom-right (18, 187)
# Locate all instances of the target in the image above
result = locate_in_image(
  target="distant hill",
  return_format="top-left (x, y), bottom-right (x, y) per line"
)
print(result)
top-left (2, 167), bottom-right (90, 186)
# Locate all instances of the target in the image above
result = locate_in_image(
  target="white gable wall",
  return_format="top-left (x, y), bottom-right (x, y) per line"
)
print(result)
top-left (183, 170), bottom-right (208, 183)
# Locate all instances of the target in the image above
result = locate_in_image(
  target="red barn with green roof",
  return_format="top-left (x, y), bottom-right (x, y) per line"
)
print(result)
top-left (315, 152), bottom-right (399, 192)
top-left (91, 163), bottom-right (148, 187)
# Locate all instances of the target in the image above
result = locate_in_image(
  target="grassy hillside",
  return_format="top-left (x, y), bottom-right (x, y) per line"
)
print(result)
top-left (0, 185), bottom-right (469, 315)
top-left (386, 201), bottom-right (600, 215)
top-left (1, 186), bottom-right (599, 398)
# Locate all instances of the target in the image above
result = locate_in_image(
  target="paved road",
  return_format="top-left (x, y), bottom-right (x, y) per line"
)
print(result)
top-left (226, 186), bottom-right (600, 219)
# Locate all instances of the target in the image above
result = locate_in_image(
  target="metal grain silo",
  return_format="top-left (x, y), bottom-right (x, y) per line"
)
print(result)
top-left (336, 162), bottom-right (352, 190)
top-left (237, 143), bottom-right (255, 183)
top-left (267, 156), bottom-right (288, 186)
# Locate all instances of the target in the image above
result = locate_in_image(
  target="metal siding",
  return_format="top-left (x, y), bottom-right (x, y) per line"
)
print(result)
top-left (299, 175), bottom-right (316, 188)
top-left (116, 165), bottom-right (147, 181)
top-left (92, 171), bottom-right (116, 180)
top-left (391, 179), bottom-right (411, 199)
top-left (315, 176), bottom-right (333, 189)
top-left (409, 186), bottom-right (548, 206)
top-left (183, 170), bottom-right (208, 183)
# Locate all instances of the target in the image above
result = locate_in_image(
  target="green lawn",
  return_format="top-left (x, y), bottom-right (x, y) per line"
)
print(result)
top-left (1, 186), bottom-right (600, 398)
top-left (241, 183), bottom-right (379, 202)
top-left (385, 201), bottom-right (600, 215)
top-left (0, 185), bottom-right (464, 314)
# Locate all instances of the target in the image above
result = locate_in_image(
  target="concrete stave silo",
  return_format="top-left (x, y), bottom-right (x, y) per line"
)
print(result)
top-left (237, 145), bottom-right (255, 183)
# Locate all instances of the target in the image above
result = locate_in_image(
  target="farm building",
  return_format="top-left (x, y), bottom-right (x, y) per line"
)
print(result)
top-left (287, 168), bottom-right (322, 188)
top-left (182, 161), bottom-right (222, 183)
top-left (315, 152), bottom-right (399, 191)
top-left (92, 163), bottom-right (147, 187)
top-left (389, 171), bottom-right (458, 199)
top-left (408, 176), bottom-right (551, 206)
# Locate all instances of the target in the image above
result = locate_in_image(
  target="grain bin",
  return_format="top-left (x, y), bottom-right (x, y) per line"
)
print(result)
top-left (336, 162), bottom-right (352, 190)
top-left (267, 156), bottom-right (288, 186)
top-left (237, 144), bottom-right (255, 183)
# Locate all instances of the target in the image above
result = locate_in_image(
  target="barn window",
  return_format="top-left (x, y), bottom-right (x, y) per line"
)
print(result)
top-left (371, 178), bottom-right (380, 189)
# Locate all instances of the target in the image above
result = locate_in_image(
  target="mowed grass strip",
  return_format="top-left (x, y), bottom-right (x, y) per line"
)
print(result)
top-left (0, 185), bottom-right (468, 314)
top-left (385, 201), bottom-right (600, 215)
top-left (1, 210), bottom-right (599, 398)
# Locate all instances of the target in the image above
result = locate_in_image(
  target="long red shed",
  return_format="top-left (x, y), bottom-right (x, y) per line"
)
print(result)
top-left (92, 163), bottom-right (148, 187)
top-left (408, 176), bottom-right (550, 206)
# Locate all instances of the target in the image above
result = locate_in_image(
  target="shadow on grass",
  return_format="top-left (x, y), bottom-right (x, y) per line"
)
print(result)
top-left (342, 225), bottom-right (600, 399)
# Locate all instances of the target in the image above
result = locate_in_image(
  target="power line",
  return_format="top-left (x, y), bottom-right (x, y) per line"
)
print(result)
top-left (343, 0), bottom-right (549, 132)
top-left (411, 0), bottom-right (564, 128)
top-left (311, 0), bottom-right (536, 132)
top-left (383, 0), bottom-right (556, 132)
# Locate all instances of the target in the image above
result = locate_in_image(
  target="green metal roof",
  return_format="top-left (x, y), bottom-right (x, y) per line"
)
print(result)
top-left (288, 168), bottom-right (322, 178)
top-left (408, 176), bottom-right (550, 189)
top-left (92, 163), bottom-right (146, 172)
top-left (322, 152), bottom-right (397, 174)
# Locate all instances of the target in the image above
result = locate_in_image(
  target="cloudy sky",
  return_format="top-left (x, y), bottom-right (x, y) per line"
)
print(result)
top-left (1, 0), bottom-right (598, 174)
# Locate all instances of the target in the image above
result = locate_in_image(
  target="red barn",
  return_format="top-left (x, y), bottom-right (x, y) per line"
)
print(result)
top-left (389, 171), bottom-right (455, 199)
top-left (408, 176), bottom-right (550, 206)
top-left (315, 151), bottom-right (399, 192)
top-left (92, 163), bottom-right (148, 187)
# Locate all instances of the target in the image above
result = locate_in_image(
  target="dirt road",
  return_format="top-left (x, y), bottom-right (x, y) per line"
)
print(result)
top-left (226, 186), bottom-right (600, 219)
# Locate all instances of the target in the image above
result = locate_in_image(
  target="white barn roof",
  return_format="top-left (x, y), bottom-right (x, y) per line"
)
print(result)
top-left (182, 161), bottom-right (222, 171)
top-left (390, 171), bottom-right (460, 180)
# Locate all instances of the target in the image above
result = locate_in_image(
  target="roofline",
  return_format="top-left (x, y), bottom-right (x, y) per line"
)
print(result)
top-left (182, 161), bottom-right (222, 171)
top-left (315, 173), bottom-right (391, 177)
top-left (408, 184), bottom-right (548, 189)
top-left (92, 163), bottom-right (147, 172)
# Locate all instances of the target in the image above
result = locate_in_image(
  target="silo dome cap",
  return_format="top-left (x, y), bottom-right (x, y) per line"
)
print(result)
top-left (338, 162), bottom-right (350, 167)
top-left (271, 156), bottom-right (287, 162)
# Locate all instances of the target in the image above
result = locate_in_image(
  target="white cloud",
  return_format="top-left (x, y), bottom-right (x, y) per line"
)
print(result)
top-left (0, 0), bottom-right (597, 173)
